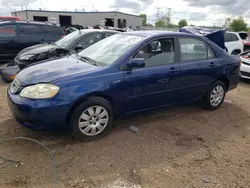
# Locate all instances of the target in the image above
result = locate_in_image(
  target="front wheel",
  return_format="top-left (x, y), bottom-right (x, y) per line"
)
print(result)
top-left (202, 81), bottom-right (226, 110)
top-left (70, 97), bottom-right (114, 141)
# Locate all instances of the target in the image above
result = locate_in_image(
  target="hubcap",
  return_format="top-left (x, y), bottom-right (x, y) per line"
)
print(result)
top-left (210, 86), bottom-right (224, 107)
top-left (78, 106), bottom-right (109, 136)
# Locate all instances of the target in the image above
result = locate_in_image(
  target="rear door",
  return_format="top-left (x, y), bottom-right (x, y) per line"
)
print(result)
top-left (17, 23), bottom-right (46, 52)
top-left (0, 23), bottom-right (18, 62)
top-left (177, 37), bottom-right (220, 102)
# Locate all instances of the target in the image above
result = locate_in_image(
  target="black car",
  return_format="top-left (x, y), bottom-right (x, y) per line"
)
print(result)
top-left (15, 29), bottom-right (118, 69)
top-left (0, 29), bottom-right (118, 82)
top-left (0, 21), bottom-right (64, 63)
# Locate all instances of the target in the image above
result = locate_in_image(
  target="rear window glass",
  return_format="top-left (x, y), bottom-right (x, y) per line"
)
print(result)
top-left (45, 26), bottom-right (64, 35)
top-left (239, 33), bottom-right (248, 40)
top-left (0, 25), bottom-right (16, 37)
top-left (20, 24), bottom-right (45, 34)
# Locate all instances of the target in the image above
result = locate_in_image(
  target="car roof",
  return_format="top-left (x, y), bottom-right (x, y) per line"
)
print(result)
top-left (0, 20), bottom-right (59, 26)
top-left (79, 29), bottom-right (119, 33)
top-left (123, 30), bottom-right (199, 38)
top-left (226, 31), bottom-right (240, 34)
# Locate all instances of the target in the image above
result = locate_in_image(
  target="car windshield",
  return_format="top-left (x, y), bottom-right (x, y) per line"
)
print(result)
top-left (55, 30), bottom-right (84, 47)
top-left (78, 34), bottom-right (146, 66)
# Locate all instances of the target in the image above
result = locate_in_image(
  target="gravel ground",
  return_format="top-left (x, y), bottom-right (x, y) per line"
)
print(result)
top-left (0, 80), bottom-right (250, 188)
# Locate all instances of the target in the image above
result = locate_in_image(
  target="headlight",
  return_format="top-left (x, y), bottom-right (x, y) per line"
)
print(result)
top-left (20, 84), bottom-right (59, 99)
top-left (19, 54), bottom-right (35, 60)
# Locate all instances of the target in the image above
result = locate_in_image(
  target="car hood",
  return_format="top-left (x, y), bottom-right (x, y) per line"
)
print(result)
top-left (16, 55), bottom-right (100, 86)
top-left (18, 43), bottom-right (59, 57)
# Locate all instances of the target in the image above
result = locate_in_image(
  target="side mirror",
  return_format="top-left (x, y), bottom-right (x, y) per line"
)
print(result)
top-left (127, 58), bottom-right (145, 69)
top-left (74, 44), bottom-right (83, 51)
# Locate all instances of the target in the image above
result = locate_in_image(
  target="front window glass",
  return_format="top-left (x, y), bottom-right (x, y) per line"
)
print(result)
top-left (55, 30), bottom-right (85, 47)
top-left (78, 34), bottom-right (146, 66)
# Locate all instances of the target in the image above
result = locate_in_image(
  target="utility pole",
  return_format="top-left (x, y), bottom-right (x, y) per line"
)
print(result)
top-left (156, 7), bottom-right (161, 20)
top-left (165, 8), bottom-right (172, 27)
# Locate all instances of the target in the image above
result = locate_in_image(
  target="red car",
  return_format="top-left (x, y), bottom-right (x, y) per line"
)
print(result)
top-left (0, 16), bottom-right (21, 21)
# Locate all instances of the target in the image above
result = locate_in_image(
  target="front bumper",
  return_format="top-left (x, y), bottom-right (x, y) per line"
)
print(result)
top-left (0, 64), bottom-right (19, 82)
top-left (7, 89), bottom-right (73, 130)
top-left (240, 62), bottom-right (250, 79)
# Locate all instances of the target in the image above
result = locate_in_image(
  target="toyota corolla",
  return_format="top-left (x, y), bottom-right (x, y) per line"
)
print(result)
top-left (8, 31), bottom-right (241, 141)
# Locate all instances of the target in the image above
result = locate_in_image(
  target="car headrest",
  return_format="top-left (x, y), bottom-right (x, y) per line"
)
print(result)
top-left (193, 44), bottom-right (206, 52)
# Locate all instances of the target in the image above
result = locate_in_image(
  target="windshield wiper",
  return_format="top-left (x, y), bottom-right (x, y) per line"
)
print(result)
top-left (79, 55), bottom-right (98, 66)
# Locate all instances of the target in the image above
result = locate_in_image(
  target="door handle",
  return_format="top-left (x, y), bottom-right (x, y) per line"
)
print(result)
top-left (10, 40), bottom-right (15, 44)
top-left (158, 78), bottom-right (169, 84)
top-left (169, 67), bottom-right (177, 74)
top-left (209, 62), bottom-right (216, 67)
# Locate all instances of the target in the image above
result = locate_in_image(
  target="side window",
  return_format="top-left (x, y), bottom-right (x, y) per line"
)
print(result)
top-left (45, 26), bottom-right (64, 35)
top-left (231, 34), bottom-right (239, 41)
top-left (179, 37), bottom-right (213, 62)
top-left (20, 24), bottom-right (45, 35)
top-left (75, 33), bottom-right (102, 48)
top-left (224, 33), bottom-right (239, 42)
top-left (224, 33), bottom-right (231, 42)
top-left (0, 25), bottom-right (17, 37)
top-left (134, 38), bottom-right (175, 67)
top-left (104, 32), bottom-right (115, 38)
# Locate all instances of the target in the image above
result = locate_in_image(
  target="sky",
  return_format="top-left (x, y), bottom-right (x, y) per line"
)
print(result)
top-left (0, 0), bottom-right (250, 26)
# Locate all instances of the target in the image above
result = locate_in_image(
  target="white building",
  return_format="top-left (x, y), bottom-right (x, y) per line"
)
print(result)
top-left (11, 10), bottom-right (142, 29)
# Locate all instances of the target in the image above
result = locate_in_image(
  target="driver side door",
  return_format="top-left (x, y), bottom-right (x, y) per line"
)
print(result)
top-left (121, 37), bottom-right (180, 114)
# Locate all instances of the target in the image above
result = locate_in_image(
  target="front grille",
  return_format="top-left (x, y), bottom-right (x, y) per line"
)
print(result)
top-left (240, 71), bottom-right (250, 78)
top-left (10, 78), bottom-right (21, 94)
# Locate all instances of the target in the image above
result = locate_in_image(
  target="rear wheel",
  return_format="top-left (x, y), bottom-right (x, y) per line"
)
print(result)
top-left (70, 97), bottom-right (113, 141)
top-left (202, 81), bottom-right (226, 110)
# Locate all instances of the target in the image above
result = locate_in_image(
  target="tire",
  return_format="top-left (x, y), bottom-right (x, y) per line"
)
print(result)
top-left (202, 81), bottom-right (226, 110)
top-left (70, 97), bottom-right (114, 141)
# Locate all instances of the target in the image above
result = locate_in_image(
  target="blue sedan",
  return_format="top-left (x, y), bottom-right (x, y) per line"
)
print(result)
top-left (8, 31), bottom-right (241, 141)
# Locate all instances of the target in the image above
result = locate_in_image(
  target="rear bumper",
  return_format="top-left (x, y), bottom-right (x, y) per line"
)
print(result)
top-left (7, 89), bottom-right (73, 130)
top-left (228, 73), bottom-right (241, 91)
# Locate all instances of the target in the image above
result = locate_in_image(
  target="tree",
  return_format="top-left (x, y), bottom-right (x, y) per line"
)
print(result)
top-left (178, 19), bottom-right (188, 28)
top-left (140, 14), bottom-right (147, 26)
top-left (229, 16), bottom-right (247, 32)
top-left (155, 19), bottom-right (166, 27)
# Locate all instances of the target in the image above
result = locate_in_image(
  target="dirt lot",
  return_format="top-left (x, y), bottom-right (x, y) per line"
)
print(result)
top-left (0, 79), bottom-right (250, 188)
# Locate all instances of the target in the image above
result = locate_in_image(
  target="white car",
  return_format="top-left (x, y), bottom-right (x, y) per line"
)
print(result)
top-left (240, 51), bottom-right (250, 79)
top-left (225, 32), bottom-right (244, 55)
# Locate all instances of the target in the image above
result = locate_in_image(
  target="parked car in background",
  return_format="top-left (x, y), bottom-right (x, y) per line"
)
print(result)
top-left (8, 31), bottom-right (241, 141)
top-left (65, 27), bottom-right (78, 35)
top-left (238, 31), bottom-right (250, 51)
top-left (224, 32), bottom-right (244, 55)
top-left (0, 29), bottom-right (118, 82)
top-left (179, 27), bottom-right (244, 55)
top-left (0, 16), bottom-right (21, 21)
top-left (240, 51), bottom-right (250, 79)
top-left (0, 21), bottom-right (64, 63)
